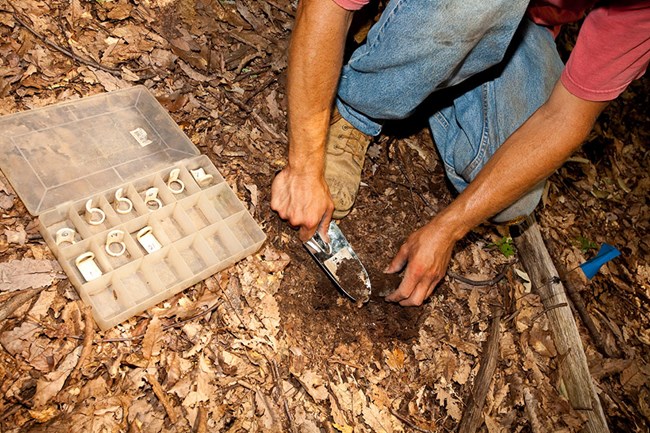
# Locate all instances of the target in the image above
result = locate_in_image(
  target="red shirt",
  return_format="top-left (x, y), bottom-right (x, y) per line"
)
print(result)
top-left (331, 0), bottom-right (650, 101)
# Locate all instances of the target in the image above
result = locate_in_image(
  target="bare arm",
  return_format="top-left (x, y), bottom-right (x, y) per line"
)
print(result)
top-left (386, 80), bottom-right (609, 306)
top-left (271, 0), bottom-right (353, 241)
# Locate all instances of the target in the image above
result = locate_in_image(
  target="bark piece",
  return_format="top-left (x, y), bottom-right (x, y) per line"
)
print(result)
top-left (512, 215), bottom-right (609, 433)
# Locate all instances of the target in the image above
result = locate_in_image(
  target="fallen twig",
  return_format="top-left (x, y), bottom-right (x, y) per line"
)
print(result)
top-left (530, 302), bottom-right (569, 323)
top-left (270, 359), bottom-right (297, 433)
top-left (512, 215), bottom-right (610, 433)
top-left (146, 373), bottom-right (178, 423)
top-left (0, 287), bottom-right (45, 321)
top-left (388, 407), bottom-right (434, 433)
top-left (244, 73), bottom-right (279, 105)
top-left (264, 0), bottom-right (295, 17)
top-left (71, 304), bottom-right (95, 379)
top-left (458, 306), bottom-right (501, 433)
top-left (448, 265), bottom-right (509, 287)
top-left (523, 387), bottom-right (543, 433)
top-left (10, 9), bottom-right (121, 74)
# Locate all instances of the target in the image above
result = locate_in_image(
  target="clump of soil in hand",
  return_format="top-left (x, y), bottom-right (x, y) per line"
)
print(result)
top-left (370, 269), bottom-right (403, 297)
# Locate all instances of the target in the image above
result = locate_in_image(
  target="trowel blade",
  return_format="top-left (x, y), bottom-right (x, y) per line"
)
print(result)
top-left (304, 221), bottom-right (371, 303)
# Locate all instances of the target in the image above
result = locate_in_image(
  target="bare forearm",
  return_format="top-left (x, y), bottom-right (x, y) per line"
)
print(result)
top-left (439, 81), bottom-right (608, 239)
top-left (287, 0), bottom-right (353, 174)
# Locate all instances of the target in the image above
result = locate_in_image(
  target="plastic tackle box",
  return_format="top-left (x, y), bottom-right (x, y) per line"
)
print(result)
top-left (0, 86), bottom-right (266, 330)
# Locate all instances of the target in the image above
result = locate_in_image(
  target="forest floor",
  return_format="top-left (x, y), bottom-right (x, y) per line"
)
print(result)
top-left (0, 1), bottom-right (648, 432)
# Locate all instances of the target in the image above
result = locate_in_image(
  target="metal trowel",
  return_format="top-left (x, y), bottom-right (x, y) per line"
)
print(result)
top-left (304, 221), bottom-right (372, 303)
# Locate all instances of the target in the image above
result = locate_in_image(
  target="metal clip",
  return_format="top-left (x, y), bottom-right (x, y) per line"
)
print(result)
top-left (105, 229), bottom-right (127, 257)
top-left (75, 252), bottom-right (102, 282)
top-left (85, 199), bottom-right (106, 226)
top-left (144, 187), bottom-right (163, 211)
top-left (136, 226), bottom-right (162, 254)
top-left (55, 227), bottom-right (76, 246)
top-left (167, 168), bottom-right (185, 194)
top-left (114, 188), bottom-right (133, 214)
top-left (191, 167), bottom-right (213, 188)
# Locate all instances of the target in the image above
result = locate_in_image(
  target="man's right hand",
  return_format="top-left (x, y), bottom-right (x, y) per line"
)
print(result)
top-left (271, 167), bottom-right (334, 242)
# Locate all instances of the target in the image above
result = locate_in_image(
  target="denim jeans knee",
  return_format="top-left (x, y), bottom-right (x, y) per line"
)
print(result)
top-left (429, 19), bottom-right (563, 221)
top-left (336, 0), bottom-right (530, 136)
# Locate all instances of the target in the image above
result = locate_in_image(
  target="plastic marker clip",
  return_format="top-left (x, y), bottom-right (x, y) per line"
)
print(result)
top-left (85, 199), bottom-right (106, 226)
top-left (144, 187), bottom-right (163, 211)
top-left (114, 188), bottom-right (133, 214)
top-left (75, 252), bottom-right (102, 282)
top-left (191, 167), bottom-right (213, 187)
top-left (167, 168), bottom-right (185, 194)
top-left (55, 227), bottom-right (76, 246)
top-left (105, 229), bottom-right (127, 257)
top-left (136, 226), bottom-right (162, 254)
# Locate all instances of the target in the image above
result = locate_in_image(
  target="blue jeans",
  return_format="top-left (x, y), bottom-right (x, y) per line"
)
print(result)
top-left (336, 0), bottom-right (564, 222)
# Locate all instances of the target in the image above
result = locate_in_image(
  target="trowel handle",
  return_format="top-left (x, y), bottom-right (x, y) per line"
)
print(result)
top-left (304, 231), bottom-right (332, 255)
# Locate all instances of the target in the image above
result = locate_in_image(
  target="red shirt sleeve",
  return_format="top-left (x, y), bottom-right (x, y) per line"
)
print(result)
top-left (561, 1), bottom-right (650, 101)
top-left (331, 0), bottom-right (369, 11)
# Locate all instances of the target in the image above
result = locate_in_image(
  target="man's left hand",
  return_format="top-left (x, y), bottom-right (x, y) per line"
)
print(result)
top-left (384, 217), bottom-right (458, 306)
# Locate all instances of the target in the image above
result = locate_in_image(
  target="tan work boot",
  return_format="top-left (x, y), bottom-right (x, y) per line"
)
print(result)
top-left (324, 109), bottom-right (372, 219)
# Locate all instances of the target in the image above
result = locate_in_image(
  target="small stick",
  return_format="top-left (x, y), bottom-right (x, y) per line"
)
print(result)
top-left (146, 373), bottom-right (178, 423)
top-left (11, 11), bottom-right (121, 74)
top-left (388, 407), bottom-right (434, 433)
top-left (270, 359), bottom-right (297, 433)
top-left (264, 0), bottom-right (295, 17)
top-left (244, 73), bottom-right (278, 104)
top-left (523, 387), bottom-right (543, 433)
top-left (458, 307), bottom-right (501, 433)
top-left (448, 265), bottom-right (509, 287)
top-left (0, 287), bottom-right (45, 321)
top-left (71, 304), bottom-right (95, 379)
top-left (530, 302), bottom-right (568, 323)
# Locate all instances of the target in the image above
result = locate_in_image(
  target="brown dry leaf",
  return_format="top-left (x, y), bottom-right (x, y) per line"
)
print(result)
top-left (0, 320), bottom-right (40, 356)
top-left (295, 369), bottom-right (329, 402)
top-left (254, 391), bottom-right (281, 432)
top-left (4, 225), bottom-right (26, 245)
top-left (33, 346), bottom-right (81, 407)
top-left (182, 355), bottom-right (216, 411)
top-left (621, 361), bottom-right (650, 392)
top-left (332, 424), bottom-right (354, 433)
top-left (178, 60), bottom-right (211, 82)
top-left (91, 69), bottom-right (131, 92)
top-left (28, 405), bottom-right (58, 423)
top-left (484, 414), bottom-right (502, 433)
top-left (0, 259), bottom-right (62, 292)
top-left (384, 347), bottom-right (405, 371)
top-left (29, 290), bottom-right (57, 320)
top-left (434, 380), bottom-right (462, 422)
top-left (142, 316), bottom-right (163, 361)
top-left (259, 247), bottom-right (291, 274)
top-left (445, 333), bottom-right (479, 357)
top-left (329, 393), bottom-right (349, 426)
top-left (362, 401), bottom-right (401, 433)
top-left (0, 191), bottom-right (14, 210)
top-left (265, 89), bottom-right (282, 119)
top-left (452, 362), bottom-right (471, 385)
top-left (107, 1), bottom-right (133, 20)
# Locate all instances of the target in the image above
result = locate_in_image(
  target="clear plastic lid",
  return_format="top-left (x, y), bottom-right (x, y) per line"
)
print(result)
top-left (0, 86), bottom-right (199, 215)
